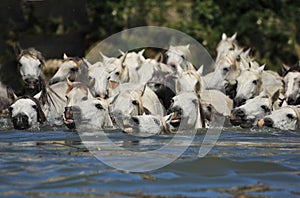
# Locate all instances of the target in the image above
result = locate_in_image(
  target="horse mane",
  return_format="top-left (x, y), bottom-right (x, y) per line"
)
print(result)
top-left (18, 48), bottom-right (46, 67)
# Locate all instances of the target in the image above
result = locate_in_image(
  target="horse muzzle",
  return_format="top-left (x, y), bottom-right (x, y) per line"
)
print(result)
top-left (12, 113), bottom-right (30, 130)
top-left (64, 106), bottom-right (76, 129)
top-left (24, 77), bottom-right (39, 90)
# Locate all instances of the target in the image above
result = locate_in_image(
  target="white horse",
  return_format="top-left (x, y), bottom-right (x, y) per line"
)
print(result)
top-left (215, 33), bottom-right (240, 63)
top-left (14, 43), bottom-right (46, 96)
top-left (230, 90), bottom-right (279, 128)
top-left (108, 83), bottom-right (165, 129)
top-left (63, 79), bottom-right (113, 130)
top-left (234, 66), bottom-right (283, 107)
top-left (9, 96), bottom-right (46, 130)
top-left (165, 44), bottom-right (195, 72)
top-left (258, 105), bottom-right (300, 130)
top-left (85, 60), bottom-right (110, 99)
top-left (64, 96), bottom-right (113, 130)
top-left (234, 66), bottom-right (264, 106)
top-left (175, 68), bottom-right (233, 121)
top-left (165, 84), bottom-right (205, 133)
top-left (123, 114), bottom-right (169, 135)
top-left (119, 49), bottom-right (146, 70)
top-left (49, 54), bottom-right (89, 85)
top-left (283, 71), bottom-right (300, 105)
top-left (204, 50), bottom-right (241, 94)
top-left (63, 80), bottom-right (94, 129)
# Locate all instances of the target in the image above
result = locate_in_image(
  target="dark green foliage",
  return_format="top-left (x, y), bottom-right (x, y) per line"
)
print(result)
top-left (0, 0), bottom-right (299, 72)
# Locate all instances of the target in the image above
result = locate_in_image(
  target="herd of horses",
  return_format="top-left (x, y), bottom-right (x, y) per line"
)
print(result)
top-left (1, 33), bottom-right (300, 133)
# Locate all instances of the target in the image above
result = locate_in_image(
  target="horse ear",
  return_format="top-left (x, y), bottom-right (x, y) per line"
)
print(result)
top-left (14, 42), bottom-right (22, 57)
top-left (138, 49), bottom-right (146, 62)
top-left (88, 78), bottom-right (95, 90)
top-left (82, 58), bottom-right (92, 68)
top-left (6, 87), bottom-right (17, 104)
top-left (222, 33), bottom-right (227, 40)
top-left (236, 48), bottom-right (243, 56)
top-left (66, 78), bottom-right (73, 88)
top-left (99, 52), bottom-right (109, 62)
top-left (271, 90), bottom-right (280, 104)
top-left (194, 81), bottom-right (201, 97)
top-left (155, 52), bottom-right (163, 63)
top-left (257, 65), bottom-right (265, 74)
top-left (197, 65), bottom-right (204, 76)
top-left (244, 48), bottom-right (251, 57)
top-left (230, 32), bottom-right (237, 41)
top-left (120, 52), bottom-right (128, 68)
top-left (282, 64), bottom-right (290, 71)
top-left (138, 49), bottom-right (145, 56)
top-left (118, 49), bottom-right (125, 56)
top-left (185, 44), bottom-right (190, 49)
top-left (63, 53), bottom-right (68, 60)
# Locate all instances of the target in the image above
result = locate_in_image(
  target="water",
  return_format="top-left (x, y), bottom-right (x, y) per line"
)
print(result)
top-left (0, 118), bottom-right (299, 197)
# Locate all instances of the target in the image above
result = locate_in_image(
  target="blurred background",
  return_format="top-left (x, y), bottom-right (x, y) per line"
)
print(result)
top-left (0, 0), bottom-right (299, 78)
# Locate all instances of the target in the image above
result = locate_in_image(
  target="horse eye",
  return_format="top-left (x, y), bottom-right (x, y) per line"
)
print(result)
top-left (207, 105), bottom-right (212, 112)
top-left (223, 67), bottom-right (229, 72)
top-left (82, 96), bottom-right (88, 101)
top-left (32, 105), bottom-right (37, 110)
top-left (65, 96), bottom-right (69, 100)
top-left (181, 55), bottom-right (185, 60)
top-left (286, 113), bottom-right (295, 119)
top-left (70, 67), bottom-right (77, 72)
top-left (8, 107), bottom-right (13, 112)
top-left (115, 71), bottom-right (120, 76)
top-left (95, 103), bottom-right (103, 110)
top-left (38, 63), bottom-right (42, 68)
top-left (252, 80), bottom-right (257, 85)
top-left (132, 100), bottom-right (139, 105)
top-left (260, 105), bottom-right (270, 112)
top-left (236, 55), bottom-right (241, 62)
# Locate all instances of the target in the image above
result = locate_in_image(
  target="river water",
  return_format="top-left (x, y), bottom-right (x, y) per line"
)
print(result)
top-left (0, 118), bottom-right (299, 197)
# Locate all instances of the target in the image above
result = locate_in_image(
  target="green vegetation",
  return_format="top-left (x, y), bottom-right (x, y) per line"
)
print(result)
top-left (1, 0), bottom-right (299, 70)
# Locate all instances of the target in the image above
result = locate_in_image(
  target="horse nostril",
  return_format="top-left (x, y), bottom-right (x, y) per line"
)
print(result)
top-left (64, 107), bottom-right (73, 119)
top-left (234, 97), bottom-right (246, 107)
top-left (287, 96), bottom-right (295, 105)
top-left (168, 63), bottom-right (176, 69)
top-left (12, 114), bottom-right (29, 130)
top-left (263, 117), bottom-right (273, 127)
top-left (235, 108), bottom-right (245, 117)
top-left (25, 78), bottom-right (38, 84)
top-left (132, 117), bottom-right (139, 125)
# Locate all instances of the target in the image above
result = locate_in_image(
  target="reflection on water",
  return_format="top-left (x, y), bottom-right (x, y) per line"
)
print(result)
top-left (0, 118), bottom-right (299, 197)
